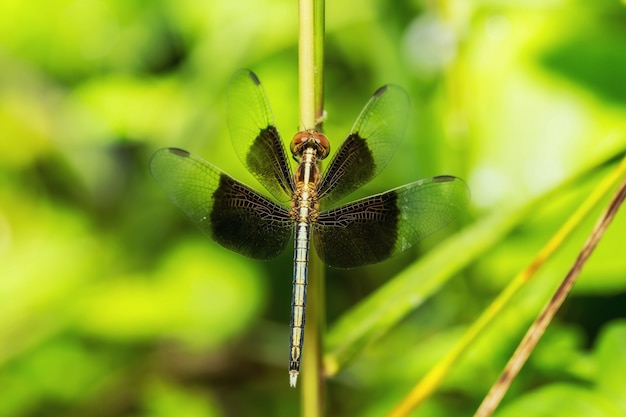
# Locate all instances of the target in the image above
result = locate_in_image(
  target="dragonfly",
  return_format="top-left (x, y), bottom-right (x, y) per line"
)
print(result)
top-left (150, 69), bottom-right (469, 387)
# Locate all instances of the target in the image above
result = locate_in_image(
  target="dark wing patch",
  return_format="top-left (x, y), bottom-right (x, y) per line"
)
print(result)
top-left (313, 191), bottom-right (399, 268)
top-left (227, 69), bottom-right (294, 202)
top-left (150, 147), bottom-right (293, 259)
top-left (313, 176), bottom-right (469, 268)
top-left (318, 84), bottom-right (410, 207)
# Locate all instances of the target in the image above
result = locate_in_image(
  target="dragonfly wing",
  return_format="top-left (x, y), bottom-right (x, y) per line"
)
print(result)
top-left (313, 176), bottom-right (469, 268)
top-left (317, 84), bottom-right (410, 207)
top-left (227, 69), bottom-right (295, 202)
top-left (150, 147), bottom-right (293, 259)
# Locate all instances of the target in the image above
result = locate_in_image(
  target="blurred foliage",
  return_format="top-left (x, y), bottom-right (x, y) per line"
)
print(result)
top-left (1, 0), bottom-right (626, 416)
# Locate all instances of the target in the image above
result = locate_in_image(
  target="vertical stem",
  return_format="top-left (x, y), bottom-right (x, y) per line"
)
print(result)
top-left (302, 251), bottom-right (325, 416)
top-left (299, 1), bottom-right (325, 417)
top-left (299, 0), bottom-right (325, 129)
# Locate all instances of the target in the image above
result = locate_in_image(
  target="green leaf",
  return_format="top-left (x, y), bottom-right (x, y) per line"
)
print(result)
top-left (142, 379), bottom-right (223, 417)
top-left (324, 204), bottom-right (531, 376)
top-left (595, 319), bottom-right (626, 414)
top-left (495, 384), bottom-right (623, 417)
top-left (71, 239), bottom-right (266, 347)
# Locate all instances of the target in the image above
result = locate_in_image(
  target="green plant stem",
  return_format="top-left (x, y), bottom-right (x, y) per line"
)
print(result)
top-left (298, 0), bottom-right (325, 416)
top-left (299, 0), bottom-right (324, 130)
top-left (302, 252), bottom-right (325, 416)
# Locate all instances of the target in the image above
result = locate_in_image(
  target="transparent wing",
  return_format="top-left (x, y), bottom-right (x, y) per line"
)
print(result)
top-left (227, 69), bottom-right (294, 202)
top-left (317, 84), bottom-right (410, 207)
top-left (313, 176), bottom-right (469, 268)
top-left (150, 147), bottom-right (293, 260)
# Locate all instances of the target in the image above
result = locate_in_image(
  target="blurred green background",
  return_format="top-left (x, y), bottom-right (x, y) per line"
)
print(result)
top-left (2, 0), bottom-right (626, 416)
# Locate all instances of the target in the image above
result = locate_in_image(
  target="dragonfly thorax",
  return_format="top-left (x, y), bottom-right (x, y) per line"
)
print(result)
top-left (290, 130), bottom-right (330, 161)
top-left (290, 147), bottom-right (322, 223)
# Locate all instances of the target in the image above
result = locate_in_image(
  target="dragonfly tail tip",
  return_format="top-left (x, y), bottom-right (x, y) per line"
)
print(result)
top-left (289, 371), bottom-right (299, 387)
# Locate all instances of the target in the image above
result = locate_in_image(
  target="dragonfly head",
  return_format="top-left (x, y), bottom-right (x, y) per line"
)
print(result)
top-left (290, 130), bottom-right (330, 161)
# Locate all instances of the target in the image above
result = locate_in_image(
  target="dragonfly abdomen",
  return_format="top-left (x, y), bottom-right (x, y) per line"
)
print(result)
top-left (287, 142), bottom-right (324, 387)
top-left (289, 220), bottom-right (310, 387)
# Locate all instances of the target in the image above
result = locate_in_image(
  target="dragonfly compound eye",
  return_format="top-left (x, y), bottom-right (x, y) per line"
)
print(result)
top-left (291, 130), bottom-right (330, 159)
